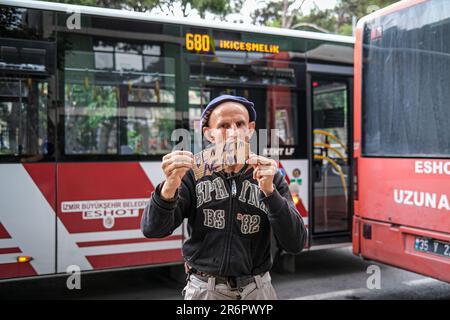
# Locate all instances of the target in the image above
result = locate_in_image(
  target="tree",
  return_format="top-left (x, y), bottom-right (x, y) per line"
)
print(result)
top-left (252, 0), bottom-right (308, 28)
top-left (291, 6), bottom-right (336, 33)
top-left (332, 0), bottom-right (398, 35)
top-left (252, 0), bottom-right (398, 35)
top-left (48, 0), bottom-right (232, 18)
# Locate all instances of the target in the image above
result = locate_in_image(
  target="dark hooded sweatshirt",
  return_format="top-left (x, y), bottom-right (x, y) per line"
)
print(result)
top-left (141, 164), bottom-right (307, 277)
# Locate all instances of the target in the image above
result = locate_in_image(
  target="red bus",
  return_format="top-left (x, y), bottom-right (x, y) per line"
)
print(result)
top-left (0, 0), bottom-right (354, 280)
top-left (353, 0), bottom-right (450, 283)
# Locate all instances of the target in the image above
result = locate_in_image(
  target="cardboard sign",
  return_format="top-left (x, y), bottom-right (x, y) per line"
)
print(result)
top-left (193, 139), bottom-right (250, 180)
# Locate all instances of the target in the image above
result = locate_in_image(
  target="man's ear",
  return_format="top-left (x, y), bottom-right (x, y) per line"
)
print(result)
top-left (203, 126), bottom-right (214, 143)
top-left (247, 121), bottom-right (256, 139)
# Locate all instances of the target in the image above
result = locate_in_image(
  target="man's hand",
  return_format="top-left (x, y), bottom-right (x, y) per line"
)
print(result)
top-left (161, 151), bottom-right (194, 200)
top-left (246, 154), bottom-right (278, 197)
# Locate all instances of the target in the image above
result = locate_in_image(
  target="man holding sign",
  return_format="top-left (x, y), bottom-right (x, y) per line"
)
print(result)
top-left (142, 95), bottom-right (306, 300)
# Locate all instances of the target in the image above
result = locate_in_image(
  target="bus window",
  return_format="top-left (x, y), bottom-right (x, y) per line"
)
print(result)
top-left (0, 78), bottom-right (49, 159)
top-left (0, 36), bottom-right (54, 161)
top-left (313, 81), bottom-right (347, 146)
top-left (362, 0), bottom-right (450, 157)
top-left (63, 41), bottom-right (176, 156)
top-left (188, 88), bottom-right (210, 129)
top-left (267, 86), bottom-right (298, 147)
top-left (188, 55), bottom-right (300, 156)
top-left (124, 105), bottom-right (175, 155)
top-left (64, 81), bottom-right (118, 155)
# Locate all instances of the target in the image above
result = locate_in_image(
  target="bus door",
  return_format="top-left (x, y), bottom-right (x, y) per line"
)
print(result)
top-left (0, 38), bottom-right (56, 279)
top-left (308, 64), bottom-right (353, 245)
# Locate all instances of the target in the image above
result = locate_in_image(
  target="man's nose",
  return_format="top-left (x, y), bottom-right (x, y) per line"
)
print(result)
top-left (226, 124), bottom-right (239, 138)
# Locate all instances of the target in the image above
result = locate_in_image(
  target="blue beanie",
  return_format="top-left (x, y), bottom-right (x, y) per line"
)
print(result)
top-left (200, 95), bottom-right (257, 129)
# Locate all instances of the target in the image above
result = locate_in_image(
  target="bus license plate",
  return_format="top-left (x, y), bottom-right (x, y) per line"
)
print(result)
top-left (415, 237), bottom-right (450, 258)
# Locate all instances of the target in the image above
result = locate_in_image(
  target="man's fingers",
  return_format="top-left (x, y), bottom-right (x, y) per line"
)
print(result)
top-left (162, 151), bottom-right (193, 185)
top-left (171, 150), bottom-right (194, 157)
top-left (166, 162), bottom-right (192, 176)
top-left (171, 155), bottom-right (194, 163)
top-left (247, 155), bottom-right (276, 166)
top-left (162, 156), bottom-right (193, 170)
top-left (168, 162), bottom-right (193, 170)
top-left (259, 169), bottom-right (275, 176)
top-left (246, 155), bottom-right (258, 165)
top-left (253, 164), bottom-right (277, 179)
top-left (169, 166), bottom-right (190, 176)
top-left (253, 164), bottom-right (277, 172)
top-left (167, 164), bottom-right (191, 177)
top-left (163, 151), bottom-right (194, 161)
top-left (254, 168), bottom-right (276, 178)
top-left (163, 156), bottom-right (191, 166)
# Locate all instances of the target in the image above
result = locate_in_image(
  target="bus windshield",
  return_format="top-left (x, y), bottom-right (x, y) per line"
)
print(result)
top-left (362, 0), bottom-right (450, 158)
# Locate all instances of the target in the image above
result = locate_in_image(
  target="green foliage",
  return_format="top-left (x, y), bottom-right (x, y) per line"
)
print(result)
top-left (252, 0), bottom-right (285, 27)
top-left (127, 129), bottom-right (143, 154)
top-left (46, 0), bottom-right (161, 11)
top-left (65, 84), bottom-right (118, 152)
top-left (252, 0), bottom-right (398, 35)
top-left (86, 86), bottom-right (117, 127)
top-left (331, 0), bottom-right (398, 34)
top-left (190, 0), bottom-right (231, 18)
top-left (293, 6), bottom-right (336, 33)
top-left (47, 0), bottom-right (231, 17)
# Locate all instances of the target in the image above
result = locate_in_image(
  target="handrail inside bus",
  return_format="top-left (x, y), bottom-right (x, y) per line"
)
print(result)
top-left (313, 143), bottom-right (348, 164)
top-left (314, 155), bottom-right (348, 202)
top-left (313, 129), bottom-right (348, 152)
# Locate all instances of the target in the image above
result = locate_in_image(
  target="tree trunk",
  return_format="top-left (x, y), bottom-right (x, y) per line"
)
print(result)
top-left (282, 0), bottom-right (289, 28)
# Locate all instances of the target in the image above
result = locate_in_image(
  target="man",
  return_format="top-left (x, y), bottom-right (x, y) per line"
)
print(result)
top-left (141, 94), bottom-right (307, 300)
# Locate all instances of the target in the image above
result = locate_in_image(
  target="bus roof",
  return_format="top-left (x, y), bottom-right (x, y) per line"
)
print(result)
top-left (0, 0), bottom-right (354, 44)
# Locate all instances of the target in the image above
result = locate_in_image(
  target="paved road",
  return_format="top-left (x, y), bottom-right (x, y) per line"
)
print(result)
top-left (1, 246), bottom-right (449, 300)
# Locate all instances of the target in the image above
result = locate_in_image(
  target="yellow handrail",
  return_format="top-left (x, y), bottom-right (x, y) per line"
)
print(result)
top-left (314, 142), bottom-right (348, 163)
top-left (314, 155), bottom-right (348, 202)
top-left (313, 129), bottom-right (348, 152)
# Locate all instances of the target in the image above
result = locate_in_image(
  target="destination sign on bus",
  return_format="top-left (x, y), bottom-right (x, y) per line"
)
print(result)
top-left (185, 33), bottom-right (280, 54)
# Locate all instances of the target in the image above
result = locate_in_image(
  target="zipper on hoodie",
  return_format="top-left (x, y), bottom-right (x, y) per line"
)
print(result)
top-left (231, 179), bottom-right (237, 197)
top-left (219, 177), bottom-right (237, 275)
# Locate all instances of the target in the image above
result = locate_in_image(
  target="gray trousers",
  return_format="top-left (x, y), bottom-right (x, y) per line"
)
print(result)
top-left (182, 272), bottom-right (278, 300)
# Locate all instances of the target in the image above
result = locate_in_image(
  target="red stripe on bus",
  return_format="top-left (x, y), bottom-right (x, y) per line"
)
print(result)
top-left (86, 248), bottom-right (182, 269)
top-left (76, 235), bottom-right (182, 247)
top-left (296, 199), bottom-right (308, 218)
top-left (278, 161), bottom-right (291, 184)
top-left (0, 262), bottom-right (37, 280)
top-left (0, 223), bottom-right (11, 239)
top-left (0, 247), bottom-right (22, 254)
top-left (57, 162), bottom-right (155, 233)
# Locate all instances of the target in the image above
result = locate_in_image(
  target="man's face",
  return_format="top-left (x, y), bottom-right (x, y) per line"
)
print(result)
top-left (203, 101), bottom-right (255, 144)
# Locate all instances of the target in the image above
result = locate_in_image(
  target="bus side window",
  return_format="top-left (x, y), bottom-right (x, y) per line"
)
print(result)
top-left (0, 79), bottom-right (49, 161)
